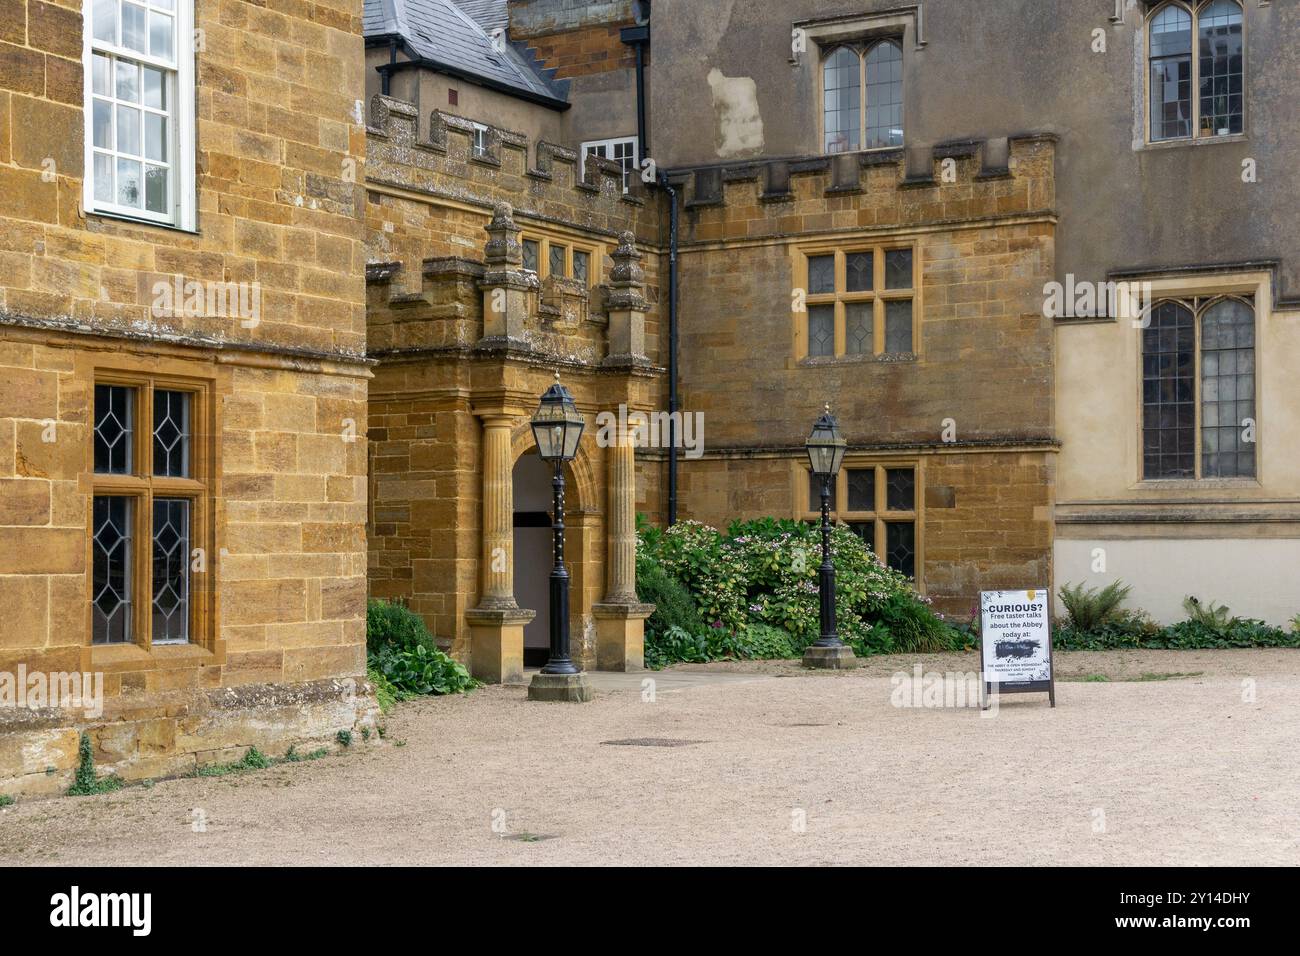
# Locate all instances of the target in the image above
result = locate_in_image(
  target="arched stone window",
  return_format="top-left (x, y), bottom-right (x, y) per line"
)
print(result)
top-left (822, 40), bottom-right (904, 153)
top-left (1148, 1), bottom-right (1244, 142)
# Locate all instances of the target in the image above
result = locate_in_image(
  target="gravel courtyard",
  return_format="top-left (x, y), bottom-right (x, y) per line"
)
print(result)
top-left (2, 649), bottom-right (1297, 866)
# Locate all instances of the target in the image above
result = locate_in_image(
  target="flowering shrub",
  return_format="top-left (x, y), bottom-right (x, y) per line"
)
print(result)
top-left (637, 516), bottom-right (963, 664)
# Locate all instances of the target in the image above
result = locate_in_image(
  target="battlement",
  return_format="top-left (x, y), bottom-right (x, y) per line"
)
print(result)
top-left (365, 95), bottom-right (654, 244)
top-left (663, 134), bottom-right (1057, 242)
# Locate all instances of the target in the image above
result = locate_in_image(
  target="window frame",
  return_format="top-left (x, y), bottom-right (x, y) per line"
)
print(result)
top-left (89, 370), bottom-right (214, 652)
top-left (799, 460), bottom-right (923, 586)
top-left (518, 230), bottom-right (601, 289)
top-left (794, 241), bottom-right (919, 360)
top-left (82, 0), bottom-right (197, 230)
top-left (1144, 0), bottom-right (1247, 146)
top-left (579, 136), bottom-right (640, 193)
top-left (1138, 294), bottom-right (1258, 482)
top-left (817, 37), bottom-right (905, 156)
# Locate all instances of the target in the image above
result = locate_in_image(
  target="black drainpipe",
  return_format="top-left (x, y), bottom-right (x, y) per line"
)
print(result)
top-left (660, 172), bottom-right (679, 526)
top-left (619, 21), bottom-right (649, 161)
top-left (380, 37), bottom-right (397, 95)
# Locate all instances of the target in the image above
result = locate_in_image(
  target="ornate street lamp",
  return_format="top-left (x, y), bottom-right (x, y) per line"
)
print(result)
top-left (802, 405), bottom-right (857, 669)
top-left (527, 374), bottom-right (593, 701)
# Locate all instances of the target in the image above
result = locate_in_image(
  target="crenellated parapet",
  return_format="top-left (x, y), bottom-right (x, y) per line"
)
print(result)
top-left (365, 94), bottom-right (656, 247)
top-left (665, 134), bottom-right (1057, 245)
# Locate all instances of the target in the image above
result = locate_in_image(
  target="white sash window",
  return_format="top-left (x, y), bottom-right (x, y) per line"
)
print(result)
top-left (83, 0), bottom-right (195, 229)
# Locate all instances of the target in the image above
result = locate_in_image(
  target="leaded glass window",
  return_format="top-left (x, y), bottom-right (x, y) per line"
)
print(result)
top-left (886, 468), bottom-right (915, 510)
top-left (806, 463), bottom-right (920, 581)
top-left (884, 300), bottom-right (913, 354)
top-left (808, 255), bottom-right (835, 295)
top-left (1142, 301), bottom-right (1196, 478)
top-left (845, 302), bottom-right (872, 355)
top-left (1148, 2), bottom-right (1245, 142)
top-left (549, 243), bottom-right (567, 279)
top-left (808, 304), bottom-right (835, 357)
top-left (885, 521), bottom-right (915, 578)
top-left (90, 376), bottom-right (207, 649)
top-left (95, 384), bottom-right (135, 474)
top-left (152, 498), bottom-right (190, 642)
top-left (573, 250), bottom-right (589, 285)
top-left (865, 41), bottom-right (904, 149)
top-left (846, 251), bottom-right (873, 292)
top-left (822, 40), bottom-right (905, 155)
top-left (93, 495), bottom-right (133, 644)
top-left (522, 238), bottom-right (539, 273)
top-left (1142, 296), bottom-right (1256, 480)
top-left (153, 389), bottom-right (190, 477)
top-left (1198, 0), bottom-right (1243, 136)
top-left (800, 244), bottom-right (916, 359)
top-left (822, 47), bottom-right (860, 153)
top-left (847, 468), bottom-right (874, 511)
top-left (1200, 299), bottom-right (1254, 477)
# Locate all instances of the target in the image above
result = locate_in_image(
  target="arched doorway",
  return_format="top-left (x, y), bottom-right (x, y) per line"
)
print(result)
top-left (512, 452), bottom-right (553, 665)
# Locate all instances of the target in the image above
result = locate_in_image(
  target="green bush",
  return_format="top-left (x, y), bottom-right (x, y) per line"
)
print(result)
top-left (734, 623), bottom-right (800, 660)
top-left (635, 515), bottom-right (963, 666)
top-left (366, 598), bottom-right (437, 656)
top-left (371, 642), bottom-right (478, 696)
top-left (636, 557), bottom-right (706, 639)
top-left (1058, 580), bottom-right (1133, 632)
top-left (366, 599), bottom-right (477, 697)
top-left (1054, 590), bottom-right (1300, 650)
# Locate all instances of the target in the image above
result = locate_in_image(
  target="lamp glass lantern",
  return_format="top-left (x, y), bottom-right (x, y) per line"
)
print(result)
top-left (805, 406), bottom-right (847, 479)
top-left (531, 379), bottom-right (585, 462)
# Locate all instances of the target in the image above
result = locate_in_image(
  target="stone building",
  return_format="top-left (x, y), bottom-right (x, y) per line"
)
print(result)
top-left (1, 0), bottom-right (374, 795)
top-left (383, 0), bottom-right (1298, 626)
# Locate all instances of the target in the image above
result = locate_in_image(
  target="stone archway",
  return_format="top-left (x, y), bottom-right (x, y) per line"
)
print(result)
top-left (509, 422), bottom-right (602, 667)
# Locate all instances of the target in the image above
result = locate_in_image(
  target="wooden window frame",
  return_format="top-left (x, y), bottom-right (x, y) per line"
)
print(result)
top-left (519, 230), bottom-right (601, 289)
top-left (794, 241), bottom-right (919, 360)
top-left (89, 370), bottom-right (215, 653)
top-left (1143, 0), bottom-right (1247, 146)
top-left (1139, 293), bottom-right (1257, 482)
top-left (798, 459), bottom-right (924, 588)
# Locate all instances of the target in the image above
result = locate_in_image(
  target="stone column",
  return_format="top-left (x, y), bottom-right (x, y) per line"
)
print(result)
top-left (593, 416), bottom-right (653, 671)
top-left (466, 411), bottom-right (533, 684)
top-left (479, 415), bottom-right (515, 608)
top-left (605, 420), bottom-right (638, 604)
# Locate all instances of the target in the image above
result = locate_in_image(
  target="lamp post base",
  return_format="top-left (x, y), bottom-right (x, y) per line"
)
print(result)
top-left (527, 671), bottom-right (594, 702)
top-left (802, 644), bottom-right (858, 670)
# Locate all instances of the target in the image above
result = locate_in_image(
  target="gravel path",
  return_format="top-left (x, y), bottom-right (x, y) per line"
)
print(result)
top-left (2, 650), bottom-right (1297, 866)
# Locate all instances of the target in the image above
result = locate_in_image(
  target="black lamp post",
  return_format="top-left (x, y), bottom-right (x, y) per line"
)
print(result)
top-left (803, 404), bottom-right (856, 669)
top-left (529, 374), bottom-right (586, 680)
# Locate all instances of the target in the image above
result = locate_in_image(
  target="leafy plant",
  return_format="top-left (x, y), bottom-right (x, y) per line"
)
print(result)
top-left (367, 599), bottom-right (477, 697)
top-left (366, 599), bottom-right (438, 656)
top-left (1182, 595), bottom-right (1233, 630)
top-left (371, 642), bottom-right (478, 696)
top-left (637, 558), bottom-right (706, 640)
top-left (66, 732), bottom-right (122, 796)
top-left (1058, 580), bottom-right (1133, 632)
top-left (336, 730), bottom-right (353, 748)
top-left (0, 795), bottom-right (14, 807)
top-left (195, 746), bottom-right (272, 777)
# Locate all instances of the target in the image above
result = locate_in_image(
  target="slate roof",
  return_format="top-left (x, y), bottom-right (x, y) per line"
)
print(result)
top-left (450, 0), bottom-right (509, 33)
top-left (363, 0), bottom-right (566, 106)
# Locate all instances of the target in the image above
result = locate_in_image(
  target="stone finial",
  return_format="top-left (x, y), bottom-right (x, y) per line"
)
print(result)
top-left (609, 231), bottom-right (644, 289)
top-left (483, 202), bottom-right (522, 266)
